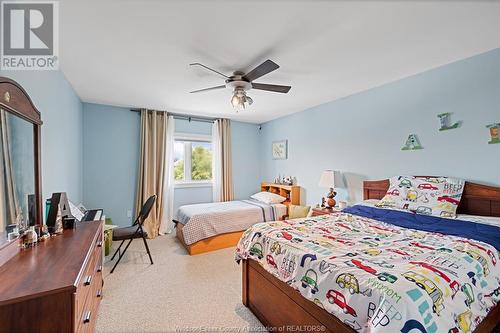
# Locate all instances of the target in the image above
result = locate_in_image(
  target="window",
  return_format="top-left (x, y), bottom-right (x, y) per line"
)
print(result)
top-left (174, 141), bottom-right (185, 181)
top-left (174, 133), bottom-right (213, 186)
top-left (191, 141), bottom-right (212, 180)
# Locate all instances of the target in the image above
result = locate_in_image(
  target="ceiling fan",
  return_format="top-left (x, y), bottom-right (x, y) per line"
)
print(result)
top-left (189, 59), bottom-right (291, 110)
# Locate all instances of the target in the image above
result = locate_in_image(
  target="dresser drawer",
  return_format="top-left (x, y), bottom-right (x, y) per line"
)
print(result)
top-left (75, 270), bottom-right (102, 332)
top-left (76, 290), bottom-right (95, 333)
top-left (76, 271), bottom-right (102, 333)
top-left (75, 259), bottom-right (96, 329)
top-left (75, 223), bottom-right (104, 333)
top-left (78, 253), bottom-right (97, 290)
top-left (78, 224), bottom-right (102, 288)
top-left (75, 286), bottom-right (89, 331)
top-left (95, 229), bottom-right (103, 251)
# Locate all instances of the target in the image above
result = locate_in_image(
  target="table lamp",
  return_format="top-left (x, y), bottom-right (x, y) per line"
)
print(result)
top-left (318, 170), bottom-right (337, 208)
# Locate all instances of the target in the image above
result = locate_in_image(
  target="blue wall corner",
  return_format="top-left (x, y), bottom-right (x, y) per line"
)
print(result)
top-left (82, 106), bottom-right (262, 226)
top-left (82, 103), bottom-right (140, 225)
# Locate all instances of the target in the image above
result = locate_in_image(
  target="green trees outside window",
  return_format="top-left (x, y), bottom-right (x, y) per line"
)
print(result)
top-left (174, 159), bottom-right (184, 180)
top-left (174, 140), bottom-right (212, 182)
top-left (191, 143), bottom-right (212, 180)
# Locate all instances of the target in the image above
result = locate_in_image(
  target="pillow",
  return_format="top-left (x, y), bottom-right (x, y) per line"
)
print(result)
top-left (456, 214), bottom-right (500, 228)
top-left (376, 176), bottom-right (465, 218)
top-left (357, 199), bottom-right (410, 213)
top-left (357, 199), bottom-right (381, 208)
top-left (288, 204), bottom-right (311, 219)
top-left (251, 191), bottom-right (287, 204)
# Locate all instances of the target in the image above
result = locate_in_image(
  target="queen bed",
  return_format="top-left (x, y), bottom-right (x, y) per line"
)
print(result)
top-left (236, 178), bottom-right (500, 333)
top-left (175, 182), bottom-right (300, 255)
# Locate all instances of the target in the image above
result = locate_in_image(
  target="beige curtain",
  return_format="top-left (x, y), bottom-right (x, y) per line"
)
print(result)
top-left (0, 109), bottom-right (20, 230)
top-left (212, 118), bottom-right (234, 202)
top-left (135, 110), bottom-right (169, 239)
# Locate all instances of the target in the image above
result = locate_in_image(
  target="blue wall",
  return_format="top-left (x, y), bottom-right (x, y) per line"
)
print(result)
top-left (175, 118), bottom-right (212, 136)
top-left (232, 121), bottom-right (262, 199)
top-left (82, 106), bottom-right (261, 226)
top-left (0, 71), bottom-right (83, 205)
top-left (260, 48), bottom-right (500, 206)
top-left (82, 103), bottom-right (140, 225)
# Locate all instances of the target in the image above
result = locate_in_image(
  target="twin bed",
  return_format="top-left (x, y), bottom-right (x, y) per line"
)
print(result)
top-left (236, 178), bottom-right (500, 333)
top-left (175, 182), bottom-right (300, 255)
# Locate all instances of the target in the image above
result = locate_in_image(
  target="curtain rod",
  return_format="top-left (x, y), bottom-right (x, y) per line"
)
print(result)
top-left (130, 108), bottom-right (215, 123)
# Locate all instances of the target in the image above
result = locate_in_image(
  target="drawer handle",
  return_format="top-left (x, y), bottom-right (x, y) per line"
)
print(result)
top-left (97, 265), bottom-right (102, 273)
top-left (96, 289), bottom-right (102, 298)
top-left (97, 240), bottom-right (102, 247)
top-left (84, 275), bottom-right (92, 286)
top-left (83, 311), bottom-right (91, 323)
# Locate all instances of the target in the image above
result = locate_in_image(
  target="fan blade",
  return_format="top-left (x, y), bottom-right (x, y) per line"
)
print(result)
top-left (252, 83), bottom-right (291, 93)
top-left (190, 63), bottom-right (229, 79)
top-left (243, 59), bottom-right (279, 82)
top-left (190, 85), bottom-right (226, 93)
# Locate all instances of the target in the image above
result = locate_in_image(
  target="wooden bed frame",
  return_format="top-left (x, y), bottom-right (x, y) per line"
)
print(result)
top-left (176, 224), bottom-right (245, 255)
top-left (242, 178), bottom-right (500, 333)
top-left (176, 182), bottom-right (301, 255)
top-left (363, 178), bottom-right (500, 217)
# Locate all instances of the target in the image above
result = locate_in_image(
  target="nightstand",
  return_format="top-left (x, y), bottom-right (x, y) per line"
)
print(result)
top-left (311, 207), bottom-right (337, 217)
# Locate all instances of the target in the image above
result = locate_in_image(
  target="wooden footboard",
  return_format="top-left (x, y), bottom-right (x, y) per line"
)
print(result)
top-left (242, 259), bottom-right (355, 333)
top-left (242, 259), bottom-right (500, 333)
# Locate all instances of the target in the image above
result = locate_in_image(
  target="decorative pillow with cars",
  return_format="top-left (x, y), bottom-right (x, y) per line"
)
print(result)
top-left (376, 176), bottom-right (465, 218)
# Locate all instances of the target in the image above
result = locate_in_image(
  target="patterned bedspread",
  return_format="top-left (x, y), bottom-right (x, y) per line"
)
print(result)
top-left (176, 199), bottom-right (287, 245)
top-left (235, 208), bottom-right (500, 333)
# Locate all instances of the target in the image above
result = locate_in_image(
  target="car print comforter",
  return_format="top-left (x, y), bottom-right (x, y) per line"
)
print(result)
top-left (235, 205), bottom-right (500, 333)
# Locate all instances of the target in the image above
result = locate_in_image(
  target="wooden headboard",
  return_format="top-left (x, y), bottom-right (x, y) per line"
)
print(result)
top-left (363, 178), bottom-right (500, 217)
top-left (261, 182), bottom-right (301, 206)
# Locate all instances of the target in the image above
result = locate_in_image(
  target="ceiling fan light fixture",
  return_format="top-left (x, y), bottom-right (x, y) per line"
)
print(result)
top-left (231, 88), bottom-right (252, 111)
top-left (190, 59), bottom-right (291, 111)
top-left (231, 94), bottom-right (240, 108)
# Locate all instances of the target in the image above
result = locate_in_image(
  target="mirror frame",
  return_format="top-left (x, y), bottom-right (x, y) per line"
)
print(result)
top-left (0, 77), bottom-right (42, 227)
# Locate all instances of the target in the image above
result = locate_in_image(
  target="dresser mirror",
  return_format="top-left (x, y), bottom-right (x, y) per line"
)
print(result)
top-left (0, 108), bottom-right (36, 235)
top-left (0, 77), bottom-right (42, 244)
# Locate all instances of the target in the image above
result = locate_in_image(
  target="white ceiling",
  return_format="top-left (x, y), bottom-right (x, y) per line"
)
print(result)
top-left (60, 0), bottom-right (500, 123)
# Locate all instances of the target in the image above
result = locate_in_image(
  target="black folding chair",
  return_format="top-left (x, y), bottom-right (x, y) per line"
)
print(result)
top-left (110, 195), bottom-right (156, 273)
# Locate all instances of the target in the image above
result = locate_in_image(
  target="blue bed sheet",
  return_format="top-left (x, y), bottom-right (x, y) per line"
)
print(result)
top-left (343, 205), bottom-right (500, 250)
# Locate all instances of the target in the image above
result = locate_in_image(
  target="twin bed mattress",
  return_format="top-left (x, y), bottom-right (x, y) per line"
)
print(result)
top-left (175, 199), bottom-right (287, 245)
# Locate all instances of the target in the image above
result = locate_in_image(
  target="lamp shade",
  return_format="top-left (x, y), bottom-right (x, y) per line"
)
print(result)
top-left (318, 170), bottom-right (336, 188)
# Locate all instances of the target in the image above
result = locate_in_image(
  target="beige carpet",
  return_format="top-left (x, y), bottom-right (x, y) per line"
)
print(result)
top-left (96, 235), bottom-right (264, 333)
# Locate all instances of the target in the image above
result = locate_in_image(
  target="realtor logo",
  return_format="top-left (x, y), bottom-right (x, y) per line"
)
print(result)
top-left (1, 1), bottom-right (59, 70)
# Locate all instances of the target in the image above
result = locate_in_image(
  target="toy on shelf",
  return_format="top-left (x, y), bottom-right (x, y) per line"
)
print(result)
top-left (274, 174), bottom-right (295, 186)
top-left (437, 112), bottom-right (460, 131)
top-left (402, 134), bottom-right (423, 151)
top-left (486, 123), bottom-right (500, 144)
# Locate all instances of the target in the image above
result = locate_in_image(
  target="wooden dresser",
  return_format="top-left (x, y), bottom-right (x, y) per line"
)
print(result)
top-left (0, 221), bottom-right (104, 333)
